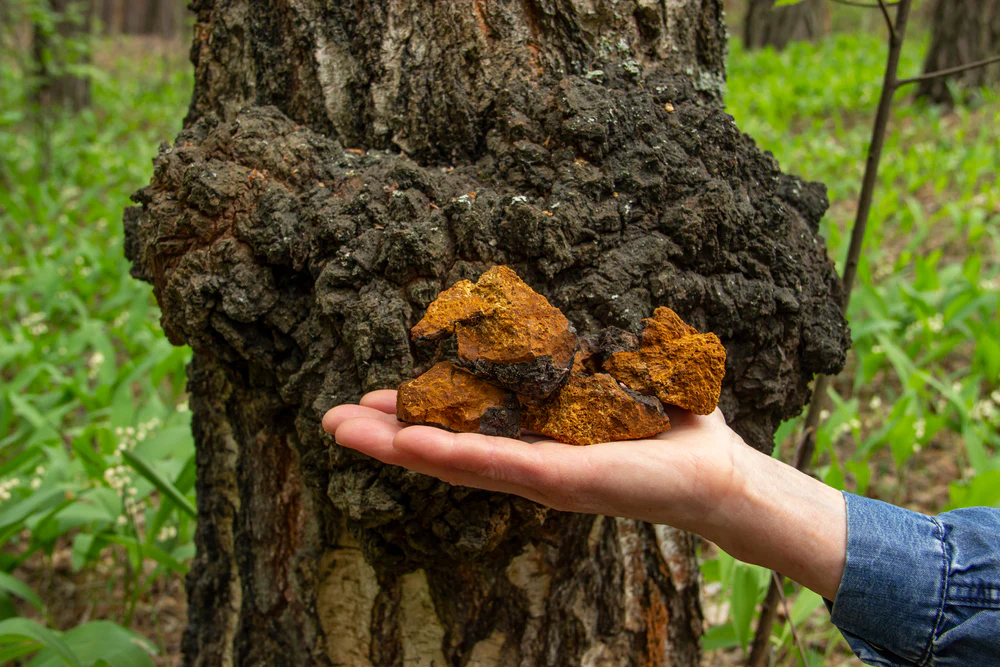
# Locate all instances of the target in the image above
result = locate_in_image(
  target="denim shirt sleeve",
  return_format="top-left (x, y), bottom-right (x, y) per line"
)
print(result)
top-left (827, 492), bottom-right (1000, 666)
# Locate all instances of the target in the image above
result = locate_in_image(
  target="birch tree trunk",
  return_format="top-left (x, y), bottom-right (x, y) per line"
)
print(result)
top-left (916, 0), bottom-right (1000, 104)
top-left (124, 1), bottom-right (849, 664)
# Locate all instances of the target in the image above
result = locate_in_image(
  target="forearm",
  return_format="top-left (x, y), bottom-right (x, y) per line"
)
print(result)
top-left (703, 443), bottom-right (847, 600)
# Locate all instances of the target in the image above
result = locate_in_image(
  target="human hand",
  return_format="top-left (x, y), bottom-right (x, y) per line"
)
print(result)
top-left (324, 391), bottom-right (848, 600)
top-left (322, 390), bottom-right (746, 535)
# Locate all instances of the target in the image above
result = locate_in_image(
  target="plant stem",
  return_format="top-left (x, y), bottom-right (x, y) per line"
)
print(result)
top-left (746, 2), bottom-right (913, 664)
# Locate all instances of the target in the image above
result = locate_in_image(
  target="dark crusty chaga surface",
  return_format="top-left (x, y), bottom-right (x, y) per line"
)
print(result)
top-left (396, 361), bottom-right (520, 438)
top-left (125, 68), bottom-right (849, 568)
top-left (399, 267), bottom-right (725, 445)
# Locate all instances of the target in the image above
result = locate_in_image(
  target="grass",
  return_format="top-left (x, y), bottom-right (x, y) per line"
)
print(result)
top-left (0, 22), bottom-right (998, 667)
top-left (1, 38), bottom-right (194, 664)
top-left (702, 31), bottom-right (1000, 665)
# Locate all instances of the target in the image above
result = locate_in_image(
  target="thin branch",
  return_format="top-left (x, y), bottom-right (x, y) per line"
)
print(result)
top-left (773, 571), bottom-right (809, 665)
top-left (897, 53), bottom-right (1000, 87)
top-left (877, 0), bottom-right (897, 43)
top-left (829, 0), bottom-right (898, 8)
top-left (747, 1), bottom-right (915, 663)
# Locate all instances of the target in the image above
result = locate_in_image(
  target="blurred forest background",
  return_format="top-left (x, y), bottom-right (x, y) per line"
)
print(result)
top-left (0, 0), bottom-right (997, 665)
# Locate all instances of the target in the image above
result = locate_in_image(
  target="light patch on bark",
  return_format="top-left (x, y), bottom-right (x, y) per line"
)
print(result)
top-left (316, 529), bottom-right (379, 667)
top-left (580, 643), bottom-right (616, 667)
top-left (615, 517), bottom-right (646, 632)
top-left (654, 524), bottom-right (694, 591)
top-left (468, 630), bottom-right (507, 665)
top-left (399, 569), bottom-right (448, 666)
top-left (587, 514), bottom-right (606, 553)
top-left (370, 6), bottom-right (414, 147)
top-left (505, 543), bottom-right (551, 618)
top-left (313, 32), bottom-right (358, 139)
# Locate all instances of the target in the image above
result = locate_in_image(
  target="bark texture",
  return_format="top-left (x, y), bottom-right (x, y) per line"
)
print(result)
top-left (124, 1), bottom-right (849, 665)
top-left (916, 0), bottom-right (1000, 104)
top-left (743, 0), bottom-right (824, 51)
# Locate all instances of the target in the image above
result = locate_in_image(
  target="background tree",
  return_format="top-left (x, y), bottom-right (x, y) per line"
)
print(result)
top-left (743, 0), bottom-right (826, 51)
top-left (124, 1), bottom-right (848, 664)
top-left (30, 0), bottom-right (93, 111)
top-left (917, 0), bottom-right (1000, 104)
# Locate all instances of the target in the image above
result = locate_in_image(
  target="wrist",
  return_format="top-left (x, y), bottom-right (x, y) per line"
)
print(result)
top-left (704, 440), bottom-right (847, 600)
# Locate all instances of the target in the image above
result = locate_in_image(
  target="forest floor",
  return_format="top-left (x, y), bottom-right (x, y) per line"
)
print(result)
top-left (2, 17), bottom-right (998, 667)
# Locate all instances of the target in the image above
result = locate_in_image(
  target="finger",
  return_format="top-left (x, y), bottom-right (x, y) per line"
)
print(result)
top-left (323, 404), bottom-right (399, 434)
top-left (359, 390), bottom-right (398, 415)
top-left (334, 417), bottom-right (422, 467)
top-left (337, 419), bottom-right (550, 503)
top-left (392, 426), bottom-right (583, 506)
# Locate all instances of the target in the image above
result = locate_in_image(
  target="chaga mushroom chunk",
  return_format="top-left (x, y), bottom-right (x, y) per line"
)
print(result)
top-left (522, 372), bottom-right (671, 446)
top-left (603, 307), bottom-right (726, 415)
top-left (396, 361), bottom-right (520, 438)
top-left (411, 266), bottom-right (577, 400)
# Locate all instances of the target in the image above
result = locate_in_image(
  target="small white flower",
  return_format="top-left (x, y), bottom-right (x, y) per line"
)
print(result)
top-left (30, 478), bottom-right (42, 489)
top-left (913, 444), bottom-right (922, 454)
top-left (819, 409), bottom-right (830, 421)
top-left (869, 396), bottom-right (882, 411)
top-left (871, 344), bottom-right (884, 354)
top-left (34, 466), bottom-right (45, 475)
top-left (116, 515), bottom-right (128, 527)
top-left (177, 400), bottom-right (190, 412)
top-left (952, 382), bottom-right (963, 395)
top-left (914, 419), bottom-right (926, 440)
top-left (991, 389), bottom-right (1000, 405)
top-left (926, 314), bottom-right (944, 333)
top-left (87, 352), bottom-right (106, 379)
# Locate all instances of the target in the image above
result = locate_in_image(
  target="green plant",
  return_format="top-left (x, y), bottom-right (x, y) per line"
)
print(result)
top-left (1, 26), bottom-right (193, 663)
top-left (702, 21), bottom-right (1000, 666)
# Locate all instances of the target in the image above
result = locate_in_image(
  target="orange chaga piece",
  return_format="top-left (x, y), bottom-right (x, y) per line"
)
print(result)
top-left (410, 280), bottom-right (494, 341)
top-left (522, 373), bottom-right (671, 446)
top-left (396, 361), bottom-right (520, 437)
top-left (411, 266), bottom-right (577, 399)
top-left (603, 307), bottom-right (725, 415)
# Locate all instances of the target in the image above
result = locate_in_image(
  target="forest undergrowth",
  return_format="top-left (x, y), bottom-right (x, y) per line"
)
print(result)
top-left (0, 28), bottom-right (997, 667)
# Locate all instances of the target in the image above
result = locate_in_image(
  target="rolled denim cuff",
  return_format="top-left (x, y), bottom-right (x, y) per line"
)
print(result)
top-left (829, 492), bottom-right (945, 666)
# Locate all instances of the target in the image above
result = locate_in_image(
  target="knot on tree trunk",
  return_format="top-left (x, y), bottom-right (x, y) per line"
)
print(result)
top-left (126, 67), bottom-right (847, 570)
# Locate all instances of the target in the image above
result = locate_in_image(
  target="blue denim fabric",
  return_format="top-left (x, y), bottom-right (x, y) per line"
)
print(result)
top-left (828, 492), bottom-right (1000, 666)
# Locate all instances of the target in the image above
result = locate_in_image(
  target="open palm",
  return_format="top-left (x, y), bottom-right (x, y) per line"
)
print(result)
top-left (323, 390), bottom-right (744, 533)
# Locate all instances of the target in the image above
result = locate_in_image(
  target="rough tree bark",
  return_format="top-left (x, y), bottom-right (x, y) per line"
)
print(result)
top-left (124, 1), bottom-right (849, 665)
top-left (743, 0), bottom-right (824, 51)
top-left (916, 0), bottom-right (1000, 104)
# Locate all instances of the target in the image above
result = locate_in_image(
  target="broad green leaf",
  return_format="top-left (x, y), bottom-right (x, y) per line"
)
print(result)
top-left (701, 623), bottom-right (739, 651)
top-left (0, 573), bottom-right (43, 611)
top-left (730, 563), bottom-right (760, 654)
top-left (0, 618), bottom-right (82, 667)
top-left (28, 621), bottom-right (155, 667)
top-left (122, 451), bottom-right (196, 519)
top-left (949, 470), bottom-right (1000, 509)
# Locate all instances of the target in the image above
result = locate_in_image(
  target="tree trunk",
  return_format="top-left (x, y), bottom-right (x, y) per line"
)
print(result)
top-left (916, 0), bottom-right (1000, 104)
top-left (31, 0), bottom-right (92, 110)
top-left (124, 1), bottom-right (849, 664)
top-left (743, 0), bottom-right (824, 51)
